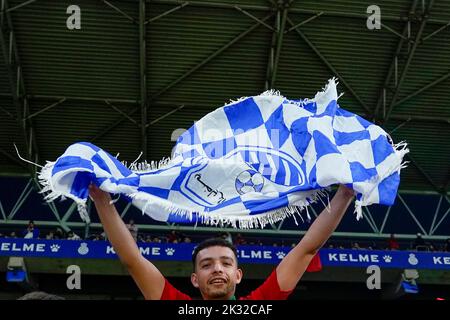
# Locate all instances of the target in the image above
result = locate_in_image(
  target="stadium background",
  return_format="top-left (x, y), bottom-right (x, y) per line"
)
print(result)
top-left (0, 0), bottom-right (449, 299)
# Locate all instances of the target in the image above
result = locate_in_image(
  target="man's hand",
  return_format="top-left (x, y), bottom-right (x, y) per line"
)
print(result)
top-left (89, 184), bottom-right (111, 206)
top-left (336, 184), bottom-right (355, 200)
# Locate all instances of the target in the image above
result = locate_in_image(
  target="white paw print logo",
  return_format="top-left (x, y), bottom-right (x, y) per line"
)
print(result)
top-left (165, 248), bottom-right (175, 256)
top-left (408, 253), bottom-right (419, 266)
top-left (77, 243), bottom-right (89, 255)
top-left (50, 244), bottom-right (60, 252)
top-left (276, 251), bottom-right (286, 259)
top-left (383, 255), bottom-right (392, 263)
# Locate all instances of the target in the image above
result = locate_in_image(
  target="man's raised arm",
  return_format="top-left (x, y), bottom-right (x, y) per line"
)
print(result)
top-left (89, 184), bottom-right (165, 299)
top-left (276, 185), bottom-right (354, 291)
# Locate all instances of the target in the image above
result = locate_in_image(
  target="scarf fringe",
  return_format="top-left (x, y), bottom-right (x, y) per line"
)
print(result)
top-left (126, 189), bottom-right (327, 229)
top-left (260, 89), bottom-right (283, 97)
top-left (121, 156), bottom-right (175, 173)
top-left (35, 148), bottom-right (329, 228)
top-left (37, 161), bottom-right (90, 223)
top-left (300, 77), bottom-right (340, 106)
top-left (38, 161), bottom-right (347, 229)
top-left (353, 140), bottom-right (409, 221)
top-left (223, 78), bottom-right (342, 114)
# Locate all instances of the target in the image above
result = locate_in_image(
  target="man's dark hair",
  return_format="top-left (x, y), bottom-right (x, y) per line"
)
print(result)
top-left (17, 291), bottom-right (65, 300)
top-left (192, 238), bottom-right (238, 269)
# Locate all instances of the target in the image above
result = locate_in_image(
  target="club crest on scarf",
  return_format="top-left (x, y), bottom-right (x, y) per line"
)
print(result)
top-left (37, 78), bottom-right (409, 228)
top-left (235, 170), bottom-right (264, 195)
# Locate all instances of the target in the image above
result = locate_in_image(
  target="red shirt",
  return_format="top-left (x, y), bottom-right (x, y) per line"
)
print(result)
top-left (388, 239), bottom-right (399, 250)
top-left (160, 269), bottom-right (293, 300)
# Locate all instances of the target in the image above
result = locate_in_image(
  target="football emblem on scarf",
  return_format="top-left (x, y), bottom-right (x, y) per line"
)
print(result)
top-left (235, 169), bottom-right (264, 195)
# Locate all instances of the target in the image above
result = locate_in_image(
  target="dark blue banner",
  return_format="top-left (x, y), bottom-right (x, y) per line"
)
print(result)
top-left (1, 238), bottom-right (449, 270)
top-left (320, 249), bottom-right (450, 270)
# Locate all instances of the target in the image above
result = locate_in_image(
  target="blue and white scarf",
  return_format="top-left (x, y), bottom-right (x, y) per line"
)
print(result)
top-left (38, 79), bottom-right (408, 228)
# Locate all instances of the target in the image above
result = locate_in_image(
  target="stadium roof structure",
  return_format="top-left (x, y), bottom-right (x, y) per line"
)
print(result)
top-left (0, 0), bottom-right (449, 238)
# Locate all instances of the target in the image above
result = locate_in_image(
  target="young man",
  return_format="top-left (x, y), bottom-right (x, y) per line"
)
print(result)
top-left (89, 184), bottom-right (354, 300)
top-left (164, 237), bottom-right (288, 300)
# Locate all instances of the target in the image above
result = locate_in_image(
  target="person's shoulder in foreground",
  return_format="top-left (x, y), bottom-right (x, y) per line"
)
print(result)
top-left (17, 291), bottom-right (65, 300)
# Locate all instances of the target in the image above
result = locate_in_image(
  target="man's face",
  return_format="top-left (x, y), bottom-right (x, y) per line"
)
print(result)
top-left (191, 246), bottom-right (242, 300)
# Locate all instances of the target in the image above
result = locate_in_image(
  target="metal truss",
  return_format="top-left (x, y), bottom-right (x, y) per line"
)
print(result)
top-left (265, 0), bottom-right (288, 90)
top-left (89, 6), bottom-right (275, 146)
top-left (1, 0), bottom-right (448, 151)
top-left (369, 0), bottom-right (448, 196)
top-left (383, 0), bottom-right (435, 123)
top-left (139, 0), bottom-right (148, 159)
top-left (286, 16), bottom-right (372, 115)
top-left (148, 0), bottom-right (450, 27)
top-left (0, 0), bottom-right (39, 175)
